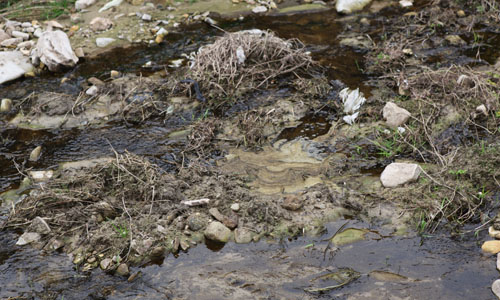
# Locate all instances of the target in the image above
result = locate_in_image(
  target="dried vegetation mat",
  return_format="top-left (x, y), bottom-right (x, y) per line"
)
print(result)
top-left (186, 30), bottom-right (317, 98)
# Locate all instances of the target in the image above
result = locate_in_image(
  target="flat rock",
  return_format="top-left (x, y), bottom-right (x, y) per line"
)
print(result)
top-left (16, 232), bottom-right (41, 245)
top-left (482, 240), bottom-right (500, 254)
top-left (90, 17), bottom-right (113, 32)
top-left (209, 208), bottom-right (237, 229)
top-left (336, 0), bottom-right (372, 13)
top-left (383, 102), bottom-right (411, 128)
top-left (31, 30), bottom-right (78, 71)
top-left (493, 279), bottom-right (500, 299)
top-left (75, 0), bottom-right (96, 10)
top-left (252, 5), bottom-right (268, 13)
top-left (380, 163), bottom-right (421, 188)
top-left (234, 228), bottom-right (253, 244)
top-left (96, 37), bottom-right (116, 48)
top-left (11, 30), bottom-right (29, 40)
top-left (204, 221), bottom-right (232, 243)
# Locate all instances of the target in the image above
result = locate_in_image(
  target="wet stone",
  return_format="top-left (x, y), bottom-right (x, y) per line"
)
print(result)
top-left (281, 195), bottom-right (304, 211)
top-left (150, 246), bottom-right (165, 258)
top-left (204, 221), bottom-right (232, 243)
top-left (116, 263), bottom-right (129, 276)
top-left (234, 228), bottom-right (253, 244)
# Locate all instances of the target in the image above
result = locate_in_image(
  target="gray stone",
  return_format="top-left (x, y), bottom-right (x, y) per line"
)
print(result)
top-left (380, 163), bottom-right (421, 188)
top-left (33, 28), bottom-right (43, 38)
top-left (1, 37), bottom-right (23, 47)
top-left (29, 146), bottom-right (42, 161)
top-left (96, 37), bottom-right (116, 48)
top-left (17, 41), bottom-right (35, 49)
top-left (252, 5), bottom-right (267, 13)
top-left (493, 279), bottom-right (500, 299)
top-left (187, 213), bottom-right (207, 231)
top-left (16, 232), bottom-right (41, 245)
top-left (383, 102), bottom-right (411, 128)
top-left (1, 98), bottom-right (12, 112)
top-left (204, 221), bottom-right (232, 243)
top-left (336, 0), bottom-right (372, 13)
top-left (116, 263), bottom-right (129, 276)
top-left (74, 47), bottom-right (85, 58)
top-left (339, 36), bottom-right (372, 49)
top-left (90, 17), bottom-right (113, 32)
top-left (445, 35), bottom-right (466, 46)
top-left (31, 30), bottom-right (78, 71)
top-left (11, 31), bottom-right (29, 40)
top-left (30, 216), bottom-right (51, 234)
top-left (21, 22), bottom-right (32, 28)
top-left (86, 85), bottom-right (99, 96)
top-left (281, 195), bottom-right (303, 211)
top-left (234, 228), bottom-right (253, 244)
top-left (141, 14), bottom-right (152, 21)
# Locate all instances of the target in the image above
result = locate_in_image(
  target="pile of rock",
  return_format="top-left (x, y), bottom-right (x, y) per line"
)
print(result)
top-left (0, 20), bottom-right (40, 52)
top-left (482, 221), bottom-right (500, 299)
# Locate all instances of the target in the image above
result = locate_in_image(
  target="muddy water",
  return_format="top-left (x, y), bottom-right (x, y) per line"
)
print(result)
top-left (1, 7), bottom-right (499, 300)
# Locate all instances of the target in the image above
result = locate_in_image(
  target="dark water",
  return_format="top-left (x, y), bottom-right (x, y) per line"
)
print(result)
top-left (1, 5), bottom-right (500, 300)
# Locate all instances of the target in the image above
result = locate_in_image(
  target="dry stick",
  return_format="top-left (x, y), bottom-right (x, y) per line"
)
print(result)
top-left (322, 221), bottom-right (348, 261)
top-left (121, 196), bottom-right (133, 261)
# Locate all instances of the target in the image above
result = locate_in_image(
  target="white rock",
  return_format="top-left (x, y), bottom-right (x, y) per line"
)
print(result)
top-left (1, 37), bottom-right (23, 47)
top-left (17, 41), bottom-right (35, 49)
top-left (383, 102), bottom-right (411, 128)
top-left (252, 5), bottom-right (268, 13)
top-left (90, 17), bottom-right (113, 32)
top-left (493, 279), bottom-right (500, 299)
top-left (16, 232), bottom-right (41, 245)
top-left (86, 85), bottom-right (99, 96)
top-left (336, 0), bottom-right (372, 13)
top-left (230, 203), bottom-right (240, 212)
top-left (29, 146), bottom-right (42, 161)
top-left (156, 27), bottom-right (168, 36)
top-left (28, 170), bottom-right (54, 182)
top-left (24, 27), bottom-right (35, 33)
top-left (0, 51), bottom-right (35, 85)
top-left (31, 30), bottom-right (78, 72)
top-left (99, 0), bottom-right (123, 12)
top-left (142, 14), bottom-right (152, 21)
top-left (75, 0), bottom-right (96, 10)
top-left (33, 28), bottom-right (43, 38)
top-left (11, 30), bottom-right (29, 40)
top-left (476, 104), bottom-right (487, 116)
top-left (21, 22), bottom-right (32, 28)
top-left (380, 163), bottom-right (421, 188)
top-left (236, 46), bottom-right (246, 64)
top-left (96, 37), bottom-right (116, 48)
top-left (399, 0), bottom-right (413, 7)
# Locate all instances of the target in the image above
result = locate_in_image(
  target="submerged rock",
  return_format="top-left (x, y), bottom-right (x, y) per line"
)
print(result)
top-left (204, 221), bottom-right (232, 243)
top-left (0, 51), bottom-right (35, 85)
top-left (31, 30), bottom-right (78, 71)
top-left (116, 263), bottom-right (129, 276)
top-left (96, 37), bottom-right (116, 48)
top-left (336, 0), bottom-right (372, 14)
top-left (380, 163), bottom-right (421, 188)
top-left (383, 102), bottom-right (411, 128)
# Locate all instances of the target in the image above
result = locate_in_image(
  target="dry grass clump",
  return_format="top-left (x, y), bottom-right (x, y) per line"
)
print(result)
top-left (189, 30), bottom-right (315, 97)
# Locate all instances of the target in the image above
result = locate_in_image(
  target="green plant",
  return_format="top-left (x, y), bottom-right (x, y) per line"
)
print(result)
top-left (449, 169), bottom-right (467, 178)
top-left (478, 186), bottom-right (489, 200)
top-left (111, 222), bottom-right (129, 238)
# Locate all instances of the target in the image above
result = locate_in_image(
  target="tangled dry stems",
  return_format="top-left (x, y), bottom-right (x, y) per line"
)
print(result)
top-left (190, 30), bottom-right (315, 97)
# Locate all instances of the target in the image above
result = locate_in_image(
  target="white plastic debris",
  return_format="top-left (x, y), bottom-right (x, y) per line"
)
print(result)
top-left (397, 127), bottom-right (406, 134)
top-left (181, 198), bottom-right (210, 206)
top-left (339, 87), bottom-right (366, 125)
top-left (99, 0), bottom-right (123, 12)
top-left (236, 46), bottom-right (246, 64)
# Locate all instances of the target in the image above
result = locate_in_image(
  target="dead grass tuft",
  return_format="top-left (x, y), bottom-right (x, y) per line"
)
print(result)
top-left (189, 30), bottom-right (315, 97)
